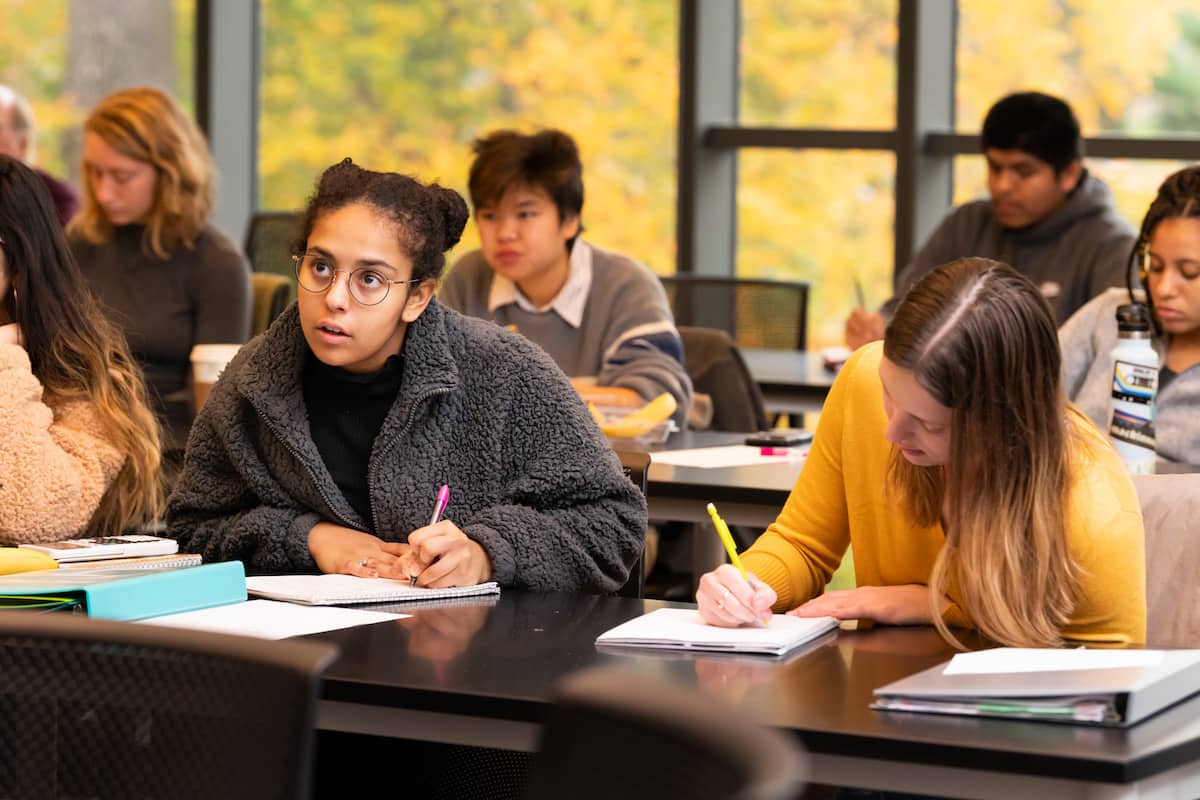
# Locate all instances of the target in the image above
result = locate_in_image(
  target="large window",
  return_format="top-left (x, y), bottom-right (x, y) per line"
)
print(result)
top-left (0, 0), bottom-right (195, 190)
top-left (737, 1), bottom-right (898, 347)
top-left (956, 0), bottom-right (1200, 247)
top-left (687, 1), bottom-right (1200, 349)
top-left (258, 1), bottom-right (679, 274)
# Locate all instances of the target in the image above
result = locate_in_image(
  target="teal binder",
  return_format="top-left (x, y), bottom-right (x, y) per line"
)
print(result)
top-left (0, 561), bottom-right (247, 621)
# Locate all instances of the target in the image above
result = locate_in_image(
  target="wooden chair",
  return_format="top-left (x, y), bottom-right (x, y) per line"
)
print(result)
top-left (0, 611), bottom-right (336, 799)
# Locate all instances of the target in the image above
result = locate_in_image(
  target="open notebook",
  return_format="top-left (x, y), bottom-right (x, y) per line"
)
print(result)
top-left (245, 574), bottom-right (500, 606)
top-left (596, 607), bottom-right (838, 657)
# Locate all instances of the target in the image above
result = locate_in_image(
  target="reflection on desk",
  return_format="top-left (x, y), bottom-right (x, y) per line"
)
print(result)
top-left (311, 592), bottom-right (1200, 799)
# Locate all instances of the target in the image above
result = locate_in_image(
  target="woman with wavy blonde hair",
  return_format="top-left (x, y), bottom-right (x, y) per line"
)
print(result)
top-left (698, 258), bottom-right (1146, 647)
top-left (68, 86), bottom-right (250, 463)
top-left (0, 155), bottom-right (163, 541)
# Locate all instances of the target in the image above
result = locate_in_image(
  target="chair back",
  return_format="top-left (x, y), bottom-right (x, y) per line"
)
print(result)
top-left (523, 666), bottom-right (806, 800)
top-left (679, 326), bottom-right (769, 432)
top-left (660, 275), bottom-right (809, 351)
top-left (252, 272), bottom-right (296, 336)
top-left (0, 611), bottom-right (337, 800)
top-left (1132, 473), bottom-right (1200, 647)
top-left (244, 210), bottom-right (304, 277)
top-left (614, 450), bottom-right (651, 598)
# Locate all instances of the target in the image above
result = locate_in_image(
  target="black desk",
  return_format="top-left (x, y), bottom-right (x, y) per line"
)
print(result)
top-left (743, 348), bottom-right (836, 416)
top-left (313, 593), bottom-right (1200, 799)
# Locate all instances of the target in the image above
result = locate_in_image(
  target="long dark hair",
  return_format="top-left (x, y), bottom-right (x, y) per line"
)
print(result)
top-left (0, 155), bottom-right (163, 531)
top-left (1128, 165), bottom-right (1200, 334)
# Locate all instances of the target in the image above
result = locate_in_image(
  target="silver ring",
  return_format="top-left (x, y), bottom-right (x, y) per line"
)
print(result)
top-left (357, 559), bottom-right (369, 567)
top-left (716, 587), bottom-right (731, 610)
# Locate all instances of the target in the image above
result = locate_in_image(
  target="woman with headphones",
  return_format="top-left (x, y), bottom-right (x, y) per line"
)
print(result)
top-left (1059, 165), bottom-right (1200, 464)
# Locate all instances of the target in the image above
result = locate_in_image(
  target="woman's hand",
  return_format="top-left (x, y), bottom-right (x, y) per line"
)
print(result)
top-left (0, 323), bottom-right (24, 348)
top-left (789, 584), bottom-right (947, 625)
top-left (403, 520), bottom-right (493, 588)
top-left (696, 564), bottom-right (775, 627)
top-left (307, 522), bottom-right (410, 578)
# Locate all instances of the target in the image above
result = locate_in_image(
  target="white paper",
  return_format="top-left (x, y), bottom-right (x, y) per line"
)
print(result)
top-left (943, 647), bottom-right (1165, 676)
top-left (596, 607), bottom-right (837, 655)
top-left (650, 445), bottom-right (809, 469)
top-left (137, 599), bottom-right (405, 639)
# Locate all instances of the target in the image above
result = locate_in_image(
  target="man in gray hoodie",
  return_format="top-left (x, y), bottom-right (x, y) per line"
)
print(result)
top-left (846, 91), bottom-right (1136, 348)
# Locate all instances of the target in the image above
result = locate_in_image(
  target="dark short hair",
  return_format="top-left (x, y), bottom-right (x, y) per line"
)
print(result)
top-left (295, 158), bottom-right (469, 283)
top-left (980, 92), bottom-right (1082, 174)
top-left (467, 129), bottom-right (584, 247)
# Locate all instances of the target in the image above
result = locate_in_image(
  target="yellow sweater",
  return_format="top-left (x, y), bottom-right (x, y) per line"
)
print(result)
top-left (741, 342), bottom-right (1147, 645)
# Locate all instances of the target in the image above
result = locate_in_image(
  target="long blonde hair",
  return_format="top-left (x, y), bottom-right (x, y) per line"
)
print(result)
top-left (71, 86), bottom-right (214, 259)
top-left (884, 258), bottom-right (1079, 648)
top-left (1, 155), bottom-right (164, 531)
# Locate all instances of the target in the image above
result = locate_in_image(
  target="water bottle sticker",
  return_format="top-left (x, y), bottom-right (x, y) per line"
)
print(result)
top-left (1111, 360), bottom-right (1158, 403)
top-left (1110, 408), bottom-right (1156, 450)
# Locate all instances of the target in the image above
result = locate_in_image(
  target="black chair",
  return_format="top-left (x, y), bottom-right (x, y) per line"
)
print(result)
top-left (660, 275), bottom-right (810, 351)
top-left (0, 610), bottom-right (337, 800)
top-left (614, 449), bottom-right (651, 599)
top-left (251, 272), bottom-right (296, 335)
top-left (523, 666), bottom-right (807, 800)
top-left (244, 210), bottom-right (304, 278)
top-left (679, 325), bottom-right (770, 433)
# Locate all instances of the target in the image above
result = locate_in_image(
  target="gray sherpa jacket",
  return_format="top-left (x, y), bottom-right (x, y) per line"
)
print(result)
top-left (167, 298), bottom-right (646, 592)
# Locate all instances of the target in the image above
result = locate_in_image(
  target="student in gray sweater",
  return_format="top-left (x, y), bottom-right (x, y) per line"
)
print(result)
top-left (168, 159), bottom-right (645, 593)
top-left (847, 92), bottom-right (1135, 348)
top-left (439, 129), bottom-right (692, 427)
top-left (1060, 166), bottom-right (1200, 465)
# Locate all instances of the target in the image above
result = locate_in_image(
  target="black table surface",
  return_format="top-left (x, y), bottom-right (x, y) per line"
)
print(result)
top-left (309, 592), bottom-right (1200, 785)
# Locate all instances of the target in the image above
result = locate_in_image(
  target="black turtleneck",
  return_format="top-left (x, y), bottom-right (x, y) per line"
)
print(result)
top-left (302, 350), bottom-right (405, 528)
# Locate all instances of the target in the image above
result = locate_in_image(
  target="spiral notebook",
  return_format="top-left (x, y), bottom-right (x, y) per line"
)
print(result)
top-left (596, 608), bottom-right (839, 657)
top-left (245, 574), bottom-right (501, 606)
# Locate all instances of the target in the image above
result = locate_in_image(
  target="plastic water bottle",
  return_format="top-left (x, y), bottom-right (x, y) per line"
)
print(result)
top-left (1108, 303), bottom-right (1159, 474)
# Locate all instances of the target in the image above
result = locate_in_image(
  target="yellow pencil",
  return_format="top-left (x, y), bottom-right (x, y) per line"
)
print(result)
top-left (706, 502), bottom-right (749, 582)
top-left (706, 502), bottom-right (766, 627)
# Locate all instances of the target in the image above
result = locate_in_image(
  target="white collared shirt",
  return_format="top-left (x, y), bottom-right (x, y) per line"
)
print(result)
top-left (485, 240), bottom-right (593, 329)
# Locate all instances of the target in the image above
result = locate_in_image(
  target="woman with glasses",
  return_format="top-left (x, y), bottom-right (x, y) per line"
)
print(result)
top-left (1060, 165), bottom-right (1200, 464)
top-left (0, 155), bottom-right (163, 542)
top-left (698, 258), bottom-right (1145, 647)
top-left (68, 86), bottom-right (251, 465)
top-left (168, 158), bottom-right (644, 591)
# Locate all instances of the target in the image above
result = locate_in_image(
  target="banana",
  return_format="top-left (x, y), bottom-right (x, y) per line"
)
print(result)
top-left (587, 401), bottom-right (606, 427)
top-left (597, 393), bottom-right (677, 439)
top-left (0, 548), bottom-right (59, 576)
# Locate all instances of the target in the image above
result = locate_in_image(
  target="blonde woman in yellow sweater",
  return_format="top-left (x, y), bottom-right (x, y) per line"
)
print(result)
top-left (0, 155), bottom-right (163, 542)
top-left (698, 258), bottom-right (1146, 647)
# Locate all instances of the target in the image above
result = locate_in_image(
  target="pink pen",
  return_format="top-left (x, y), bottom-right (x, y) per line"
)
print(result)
top-left (429, 484), bottom-right (451, 526)
top-left (411, 484), bottom-right (451, 586)
top-left (760, 447), bottom-right (791, 456)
